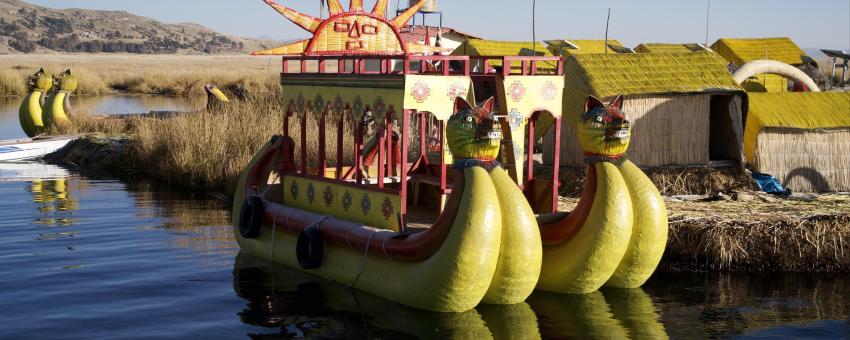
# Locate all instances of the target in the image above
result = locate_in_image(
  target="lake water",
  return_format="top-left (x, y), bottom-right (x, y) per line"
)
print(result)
top-left (1, 97), bottom-right (850, 338)
top-left (1, 95), bottom-right (202, 140)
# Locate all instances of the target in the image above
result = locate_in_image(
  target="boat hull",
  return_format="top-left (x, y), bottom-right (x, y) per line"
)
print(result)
top-left (232, 138), bottom-right (506, 312)
top-left (0, 136), bottom-right (77, 163)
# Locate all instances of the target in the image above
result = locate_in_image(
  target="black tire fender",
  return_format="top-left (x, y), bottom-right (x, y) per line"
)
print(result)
top-left (296, 225), bottom-right (324, 269)
top-left (239, 196), bottom-right (264, 239)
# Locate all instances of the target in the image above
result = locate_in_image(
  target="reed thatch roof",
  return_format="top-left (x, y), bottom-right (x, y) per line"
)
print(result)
top-left (711, 37), bottom-right (808, 66)
top-left (742, 74), bottom-right (789, 93)
top-left (545, 39), bottom-right (625, 56)
top-left (634, 43), bottom-right (712, 54)
top-left (451, 39), bottom-right (556, 69)
top-left (452, 39), bottom-right (551, 57)
top-left (744, 92), bottom-right (850, 160)
top-left (562, 52), bottom-right (744, 121)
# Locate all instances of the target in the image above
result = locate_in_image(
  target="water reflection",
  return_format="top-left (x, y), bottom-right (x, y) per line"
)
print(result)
top-left (0, 162), bottom-right (79, 227)
top-left (233, 253), bottom-right (544, 339)
top-left (2, 161), bottom-right (850, 338)
top-left (121, 179), bottom-right (236, 264)
top-left (643, 272), bottom-right (850, 338)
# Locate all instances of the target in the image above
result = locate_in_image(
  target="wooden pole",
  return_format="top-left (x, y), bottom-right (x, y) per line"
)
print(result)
top-left (604, 8), bottom-right (611, 55)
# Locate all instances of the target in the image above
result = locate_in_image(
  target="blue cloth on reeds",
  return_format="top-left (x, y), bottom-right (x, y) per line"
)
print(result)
top-left (751, 172), bottom-right (792, 197)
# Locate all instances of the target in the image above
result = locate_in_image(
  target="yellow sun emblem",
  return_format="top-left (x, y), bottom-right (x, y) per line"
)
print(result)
top-left (254, 0), bottom-right (444, 55)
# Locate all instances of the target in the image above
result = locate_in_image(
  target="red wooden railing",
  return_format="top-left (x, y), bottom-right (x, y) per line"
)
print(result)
top-left (279, 54), bottom-right (565, 222)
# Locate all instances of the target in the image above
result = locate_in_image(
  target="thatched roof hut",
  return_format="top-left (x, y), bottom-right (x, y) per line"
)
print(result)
top-left (711, 37), bottom-right (809, 66)
top-left (711, 37), bottom-right (811, 93)
top-left (450, 39), bottom-right (557, 71)
top-left (745, 92), bottom-right (850, 192)
top-left (543, 52), bottom-right (748, 168)
top-left (545, 39), bottom-right (629, 56)
top-left (634, 43), bottom-right (712, 54)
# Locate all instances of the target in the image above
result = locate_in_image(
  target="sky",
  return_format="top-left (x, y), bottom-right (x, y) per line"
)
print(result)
top-left (25, 0), bottom-right (850, 50)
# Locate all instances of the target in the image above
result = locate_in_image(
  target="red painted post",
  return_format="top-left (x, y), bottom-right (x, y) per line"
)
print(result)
top-left (283, 111), bottom-right (290, 139)
top-left (300, 59), bottom-right (307, 73)
top-left (377, 122), bottom-right (386, 189)
top-left (336, 115), bottom-right (344, 180)
top-left (300, 114), bottom-right (308, 174)
top-left (386, 114), bottom-right (394, 177)
top-left (318, 110), bottom-right (327, 177)
top-left (526, 113), bottom-right (536, 189)
top-left (552, 117), bottom-right (562, 213)
top-left (355, 119), bottom-right (364, 182)
top-left (439, 120), bottom-right (447, 192)
top-left (400, 109), bottom-right (410, 215)
top-left (530, 60), bottom-right (538, 75)
top-left (318, 58), bottom-right (326, 73)
top-left (282, 58), bottom-right (288, 73)
top-left (418, 112), bottom-right (426, 163)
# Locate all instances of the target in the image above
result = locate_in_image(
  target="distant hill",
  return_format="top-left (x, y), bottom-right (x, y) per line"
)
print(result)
top-left (0, 0), bottom-right (277, 54)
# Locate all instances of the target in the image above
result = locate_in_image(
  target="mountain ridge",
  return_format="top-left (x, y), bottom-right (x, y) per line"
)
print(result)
top-left (0, 0), bottom-right (277, 54)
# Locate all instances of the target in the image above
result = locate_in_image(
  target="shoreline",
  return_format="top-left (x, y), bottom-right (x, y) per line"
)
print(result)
top-left (48, 133), bottom-right (850, 273)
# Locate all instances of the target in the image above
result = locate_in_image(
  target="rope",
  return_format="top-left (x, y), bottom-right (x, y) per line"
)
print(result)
top-left (347, 230), bottom-right (379, 288)
top-left (269, 210), bottom-right (281, 262)
top-left (381, 237), bottom-right (393, 261)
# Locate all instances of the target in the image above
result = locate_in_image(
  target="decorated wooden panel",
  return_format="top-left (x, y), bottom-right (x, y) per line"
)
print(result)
top-left (404, 75), bottom-right (476, 164)
top-left (282, 80), bottom-right (405, 123)
top-left (283, 176), bottom-right (401, 231)
top-left (403, 75), bottom-right (476, 121)
top-left (334, 185), bottom-right (401, 231)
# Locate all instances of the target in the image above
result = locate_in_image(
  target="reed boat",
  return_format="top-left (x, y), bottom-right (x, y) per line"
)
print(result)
top-left (232, 0), bottom-right (570, 312)
top-left (0, 135), bottom-right (78, 163)
top-left (535, 96), bottom-right (668, 294)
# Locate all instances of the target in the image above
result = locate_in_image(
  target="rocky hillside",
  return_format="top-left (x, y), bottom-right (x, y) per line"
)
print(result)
top-left (0, 0), bottom-right (276, 54)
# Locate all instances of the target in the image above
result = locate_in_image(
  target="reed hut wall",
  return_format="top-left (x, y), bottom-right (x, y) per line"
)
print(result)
top-left (546, 94), bottom-right (744, 167)
top-left (755, 128), bottom-right (850, 192)
top-left (543, 52), bottom-right (747, 169)
top-left (745, 92), bottom-right (850, 193)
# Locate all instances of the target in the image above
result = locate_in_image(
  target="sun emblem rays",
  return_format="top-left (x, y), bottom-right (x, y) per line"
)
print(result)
top-left (254, 0), bottom-right (437, 56)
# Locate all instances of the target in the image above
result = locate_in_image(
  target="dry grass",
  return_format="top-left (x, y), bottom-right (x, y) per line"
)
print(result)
top-left (0, 54), bottom-right (280, 96)
top-left (130, 95), bottom-right (283, 193)
top-left (537, 165), bottom-right (757, 197)
top-left (0, 69), bottom-right (26, 95)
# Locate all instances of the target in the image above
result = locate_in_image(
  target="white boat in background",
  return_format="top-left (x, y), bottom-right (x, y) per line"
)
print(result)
top-left (0, 135), bottom-right (78, 163)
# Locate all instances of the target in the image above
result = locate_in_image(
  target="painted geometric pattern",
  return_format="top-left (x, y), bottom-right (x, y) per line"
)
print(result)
top-left (282, 175), bottom-right (401, 231)
top-left (403, 75), bottom-right (475, 121)
top-left (282, 84), bottom-right (403, 122)
top-left (499, 75), bottom-right (564, 119)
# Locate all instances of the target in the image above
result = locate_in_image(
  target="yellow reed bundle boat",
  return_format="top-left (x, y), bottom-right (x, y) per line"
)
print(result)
top-left (232, 0), bottom-right (569, 313)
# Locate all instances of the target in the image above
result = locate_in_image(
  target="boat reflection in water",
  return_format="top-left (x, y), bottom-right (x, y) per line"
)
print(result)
top-left (233, 253), bottom-right (542, 339)
top-left (528, 288), bottom-right (668, 339)
top-left (1, 162), bottom-right (79, 227)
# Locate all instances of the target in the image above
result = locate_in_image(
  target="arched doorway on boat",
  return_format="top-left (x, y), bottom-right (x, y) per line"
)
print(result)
top-left (497, 108), bottom-right (562, 214)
